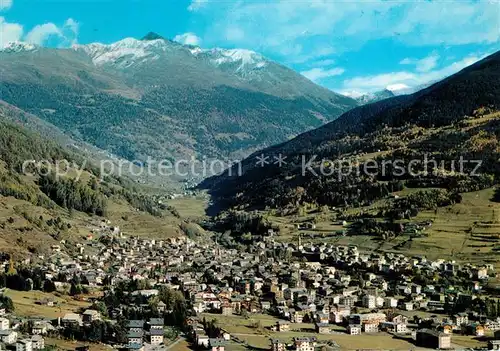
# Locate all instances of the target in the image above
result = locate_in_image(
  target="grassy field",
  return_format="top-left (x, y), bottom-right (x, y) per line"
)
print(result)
top-left (106, 197), bottom-right (183, 238)
top-left (451, 335), bottom-right (491, 349)
top-left (0, 194), bottom-right (93, 258)
top-left (167, 196), bottom-right (209, 219)
top-left (234, 332), bottom-right (425, 350)
top-left (0, 186), bottom-right (210, 258)
top-left (45, 337), bottom-right (112, 351)
top-left (168, 339), bottom-right (192, 351)
top-left (4, 289), bottom-right (90, 318)
top-left (264, 187), bottom-right (500, 273)
top-left (375, 188), bottom-right (500, 270)
top-left (0, 156), bottom-right (211, 257)
top-left (106, 196), bottom-right (209, 239)
top-left (200, 313), bottom-right (427, 351)
top-left (250, 112), bottom-right (500, 273)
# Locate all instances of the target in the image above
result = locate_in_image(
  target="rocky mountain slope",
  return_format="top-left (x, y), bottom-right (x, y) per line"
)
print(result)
top-left (0, 33), bottom-right (357, 169)
top-left (203, 51), bottom-right (500, 211)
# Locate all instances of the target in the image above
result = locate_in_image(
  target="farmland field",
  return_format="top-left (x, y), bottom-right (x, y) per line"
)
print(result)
top-left (264, 188), bottom-right (500, 273)
top-left (45, 337), bottom-right (112, 351)
top-left (3, 289), bottom-right (90, 318)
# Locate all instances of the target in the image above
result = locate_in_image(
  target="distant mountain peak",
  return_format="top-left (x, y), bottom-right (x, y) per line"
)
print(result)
top-left (199, 48), bottom-right (269, 74)
top-left (386, 83), bottom-right (410, 93)
top-left (73, 37), bottom-right (173, 67)
top-left (74, 35), bottom-right (270, 74)
top-left (70, 35), bottom-right (352, 103)
top-left (344, 88), bottom-right (395, 105)
top-left (141, 32), bottom-right (165, 41)
top-left (1, 41), bottom-right (37, 53)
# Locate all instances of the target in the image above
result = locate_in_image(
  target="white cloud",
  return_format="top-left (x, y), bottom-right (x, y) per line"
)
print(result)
top-left (386, 83), bottom-right (410, 92)
top-left (173, 32), bottom-right (201, 46)
top-left (0, 16), bottom-right (22, 47)
top-left (0, 0), bottom-right (12, 10)
top-left (62, 18), bottom-right (79, 45)
top-left (225, 27), bottom-right (244, 41)
top-left (301, 67), bottom-right (345, 82)
top-left (399, 58), bottom-right (413, 65)
top-left (340, 90), bottom-right (365, 98)
top-left (416, 55), bottom-right (439, 73)
top-left (64, 18), bottom-right (79, 35)
top-left (187, 0), bottom-right (208, 11)
top-left (343, 53), bottom-right (489, 93)
top-left (314, 59), bottom-right (336, 67)
top-left (25, 22), bottom-right (62, 45)
top-left (392, 1), bottom-right (500, 45)
top-left (287, 46), bottom-right (336, 65)
top-left (400, 53), bottom-right (440, 73)
top-left (198, 0), bottom-right (499, 64)
top-left (0, 17), bottom-right (79, 48)
top-left (344, 72), bottom-right (416, 92)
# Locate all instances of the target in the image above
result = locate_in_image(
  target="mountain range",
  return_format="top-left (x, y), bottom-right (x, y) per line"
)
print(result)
top-left (1, 31), bottom-right (499, 262)
top-left (203, 50), bottom-right (500, 210)
top-left (0, 33), bottom-right (357, 175)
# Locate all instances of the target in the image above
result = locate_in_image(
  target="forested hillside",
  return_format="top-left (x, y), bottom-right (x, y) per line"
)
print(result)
top-left (0, 117), bottom-right (184, 257)
top-left (203, 51), bottom-right (500, 215)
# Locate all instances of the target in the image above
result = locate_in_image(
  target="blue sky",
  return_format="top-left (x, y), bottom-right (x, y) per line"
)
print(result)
top-left (1, 0), bottom-right (499, 94)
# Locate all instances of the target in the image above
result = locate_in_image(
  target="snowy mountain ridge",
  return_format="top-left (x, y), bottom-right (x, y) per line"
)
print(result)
top-left (1, 41), bottom-right (37, 53)
top-left (343, 89), bottom-right (396, 105)
top-left (70, 36), bottom-right (269, 72)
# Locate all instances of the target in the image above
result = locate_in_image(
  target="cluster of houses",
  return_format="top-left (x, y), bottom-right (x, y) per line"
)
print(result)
top-left (185, 319), bottom-right (230, 351)
top-left (270, 337), bottom-right (318, 351)
top-left (0, 305), bottom-right (109, 351)
top-left (0, 312), bottom-right (46, 351)
top-left (1, 217), bottom-right (499, 350)
top-left (170, 237), bottom-right (498, 350)
top-left (127, 318), bottom-right (165, 350)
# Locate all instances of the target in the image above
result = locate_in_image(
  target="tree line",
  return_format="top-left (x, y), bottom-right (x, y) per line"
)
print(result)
top-left (38, 174), bottom-right (106, 216)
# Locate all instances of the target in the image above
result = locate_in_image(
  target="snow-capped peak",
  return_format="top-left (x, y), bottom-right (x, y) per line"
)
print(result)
top-left (189, 46), bottom-right (203, 55)
top-left (386, 83), bottom-right (411, 93)
top-left (341, 90), bottom-right (365, 99)
top-left (73, 37), bottom-right (172, 68)
top-left (343, 89), bottom-right (395, 105)
top-left (1, 41), bottom-right (37, 53)
top-left (206, 48), bottom-right (268, 71)
top-left (73, 34), bottom-right (269, 74)
top-left (387, 81), bottom-right (437, 96)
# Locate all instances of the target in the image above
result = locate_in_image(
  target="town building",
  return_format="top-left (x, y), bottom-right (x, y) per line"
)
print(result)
top-left (209, 338), bottom-right (226, 351)
top-left (0, 330), bottom-right (17, 344)
top-left (362, 295), bottom-right (376, 309)
top-left (149, 329), bottom-right (164, 345)
top-left (315, 323), bottom-right (331, 334)
top-left (16, 339), bottom-right (32, 351)
top-left (347, 324), bottom-right (361, 335)
top-left (127, 330), bottom-right (144, 346)
top-left (0, 318), bottom-right (9, 331)
top-left (416, 329), bottom-right (451, 349)
top-left (488, 340), bottom-right (500, 350)
top-left (30, 335), bottom-right (44, 350)
top-left (270, 338), bottom-right (285, 351)
top-left (82, 310), bottom-right (101, 323)
top-left (276, 320), bottom-right (290, 332)
top-left (293, 337), bottom-right (317, 351)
